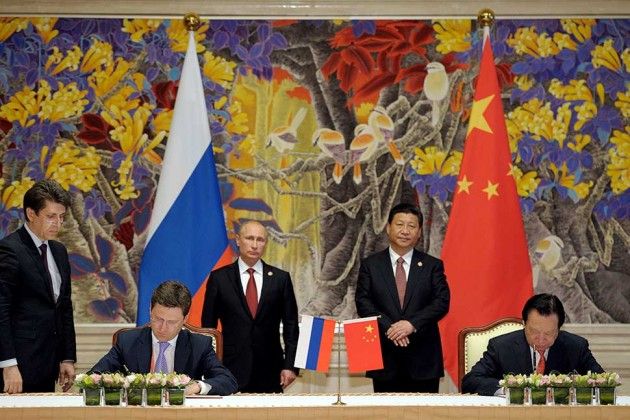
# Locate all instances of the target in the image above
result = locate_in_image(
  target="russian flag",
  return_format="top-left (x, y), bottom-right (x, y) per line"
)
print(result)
top-left (137, 29), bottom-right (233, 326)
top-left (294, 315), bottom-right (336, 373)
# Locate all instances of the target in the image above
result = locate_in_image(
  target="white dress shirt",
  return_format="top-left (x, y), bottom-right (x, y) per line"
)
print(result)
top-left (238, 257), bottom-right (263, 300)
top-left (388, 247), bottom-right (413, 281)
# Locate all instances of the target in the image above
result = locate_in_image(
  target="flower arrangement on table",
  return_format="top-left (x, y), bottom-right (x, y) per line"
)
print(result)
top-left (164, 373), bottom-right (193, 405)
top-left (101, 372), bottom-right (126, 405)
top-left (125, 373), bottom-right (146, 406)
top-left (528, 373), bottom-right (551, 404)
top-left (548, 373), bottom-right (572, 404)
top-left (75, 373), bottom-right (102, 406)
top-left (144, 372), bottom-right (167, 406)
top-left (499, 373), bottom-right (528, 404)
top-left (591, 371), bottom-right (621, 405)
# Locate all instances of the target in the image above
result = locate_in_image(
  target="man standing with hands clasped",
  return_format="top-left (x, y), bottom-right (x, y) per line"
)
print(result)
top-left (356, 203), bottom-right (450, 392)
top-left (0, 179), bottom-right (76, 393)
top-left (202, 220), bottom-right (299, 393)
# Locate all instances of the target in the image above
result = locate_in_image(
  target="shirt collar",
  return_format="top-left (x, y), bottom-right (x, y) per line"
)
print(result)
top-left (238, 257), bottom-right (263, 274)
top-left (389, 247), bottom-right (414, 266)
top-left (24, 223), bottom-right (46, 248)
top-left (151, 331), bottom-right (179, 347)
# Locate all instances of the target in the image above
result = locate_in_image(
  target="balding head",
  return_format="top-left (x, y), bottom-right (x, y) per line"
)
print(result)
top-left (236, 220), bottom-right (268, 266)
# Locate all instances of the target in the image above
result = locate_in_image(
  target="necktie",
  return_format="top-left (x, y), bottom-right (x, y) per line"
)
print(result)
top-left (155, 341), bottom-right (170, 373)
top-left (395, 257), bottom-right (406, 307)
top-left (245, 268), bottom-right (258, 318)
top-left (536, 349), bottom-right (546, 374)
top-left (39, 243), bottom-right (55, 300)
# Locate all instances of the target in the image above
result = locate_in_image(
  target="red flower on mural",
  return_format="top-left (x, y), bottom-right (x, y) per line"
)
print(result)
top-left (152, 80), bottom-right (178, 109)
top-left (322, 21), bottom-right (441, 105)
top-left (77, 113), bottom-right (114, 149)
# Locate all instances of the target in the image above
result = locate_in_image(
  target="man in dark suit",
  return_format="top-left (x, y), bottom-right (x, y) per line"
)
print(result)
top-left (462, 293), bottom-right (604, 396)
top-left (91, 281), bottom-right (237, 395)
top-left (201, 220), bottom-right (299, 393)
top-left (356, 203), bottom-right (450, 392)
top-left (0, 179), bottom-right (76, 393)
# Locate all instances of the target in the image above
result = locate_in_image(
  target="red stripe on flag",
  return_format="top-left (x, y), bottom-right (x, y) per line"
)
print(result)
top-left (187, 246), bottom-right (236, 327)
top-left (316, 319), bottom-right (336, 371)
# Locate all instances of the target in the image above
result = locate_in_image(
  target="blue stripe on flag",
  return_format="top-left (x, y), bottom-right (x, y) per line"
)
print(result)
top-left (305, 317), bottom-right (324, 370)
top-left (137, 146), bottom-right (227, 325)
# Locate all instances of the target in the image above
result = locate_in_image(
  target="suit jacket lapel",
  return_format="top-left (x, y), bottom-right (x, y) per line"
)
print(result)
top-left (135, 328), bottom-right (152, 373)
top-left (257, 262), bottom-right (274, 318)
top-left (377, 250), bottom-right (401, 311)
top-left (403, 250), bottom-right (425, 310)
top-left (546, 337), bottom-right (565, 373)
top-left (18, 227), bottom-right (55, 302)
top-left (173, 330), bottom-right (190, 373)
top-left (513, 331), bottom-right (534, 374)
top-left (228, 261), bottom-right (253, 319)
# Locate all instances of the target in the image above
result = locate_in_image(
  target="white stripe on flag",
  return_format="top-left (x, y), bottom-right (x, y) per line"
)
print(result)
top-left (294, 315), bottom-right (314, 369)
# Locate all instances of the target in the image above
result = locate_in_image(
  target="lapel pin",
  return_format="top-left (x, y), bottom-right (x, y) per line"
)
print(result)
top-left (417, 261), bottom-right (423, 267)
top-left (267, 271), bottom-right (273, 276)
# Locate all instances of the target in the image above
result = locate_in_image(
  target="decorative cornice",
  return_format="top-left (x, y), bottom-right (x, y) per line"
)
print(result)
top-left (1, 0), bottom-right (629, 19)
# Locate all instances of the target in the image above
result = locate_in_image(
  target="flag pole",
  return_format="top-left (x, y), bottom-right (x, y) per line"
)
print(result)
top-left (332, 320), bottom-right (346, 406)
top-left (477, 8), bottom-right (495, 41)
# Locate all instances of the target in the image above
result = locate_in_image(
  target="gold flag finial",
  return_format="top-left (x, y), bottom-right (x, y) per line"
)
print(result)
top-left (184, 13), bottom-right (201, 32)
top-left (477, 9), bottom-right (495, 28)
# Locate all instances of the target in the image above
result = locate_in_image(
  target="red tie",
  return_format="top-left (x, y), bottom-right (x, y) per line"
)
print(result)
top-left (245, 268), bottom-right (258, 318)
top-left (536, 350), bottom-right (546, 374)
top-left (395, 257), bottom-right (406, 307)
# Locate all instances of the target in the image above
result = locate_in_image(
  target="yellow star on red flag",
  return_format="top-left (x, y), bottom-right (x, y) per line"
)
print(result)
top-left (466, 94), bottom-right (494, 136)
top-left (482, 180), bottom-right (499, 199)
top-left (457, 175), bottom-right (473, 194)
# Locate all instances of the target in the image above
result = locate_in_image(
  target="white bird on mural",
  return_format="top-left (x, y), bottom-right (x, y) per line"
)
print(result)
top-left (532, 234), bottom-right (565, 287)
top-left (424, 62), bottom-right (449, 127)
top-left (266, 107), bottom-right (307, 168)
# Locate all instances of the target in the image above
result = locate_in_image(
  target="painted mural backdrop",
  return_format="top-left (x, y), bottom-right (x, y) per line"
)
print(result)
top-left (0, 18), bottom-right (628, 324)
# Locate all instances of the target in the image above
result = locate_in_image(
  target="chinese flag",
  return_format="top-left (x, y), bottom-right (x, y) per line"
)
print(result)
top-left (439, 30), bottom-right (533, 388)
top-left (343, 316), bottom-right (383, 373)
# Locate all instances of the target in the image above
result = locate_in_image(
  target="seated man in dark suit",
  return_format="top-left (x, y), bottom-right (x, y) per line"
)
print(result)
top-left (91, 281), bottom-right (237, 396)
top-left (462, 293), bottom-right (603, 396)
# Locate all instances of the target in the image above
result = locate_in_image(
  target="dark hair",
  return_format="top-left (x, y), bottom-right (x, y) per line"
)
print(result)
top-left (387, 203), bottom-right (423, 226)
top-left (150, 280), bottom-right (192, 316)
top-left (522, 293), bottom-right (565, 328)
top-left (23, 179), bottom-right (71, 221)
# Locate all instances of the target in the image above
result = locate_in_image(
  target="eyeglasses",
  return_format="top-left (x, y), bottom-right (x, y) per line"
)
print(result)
top-left (150, 316), bottom-right (182, 328)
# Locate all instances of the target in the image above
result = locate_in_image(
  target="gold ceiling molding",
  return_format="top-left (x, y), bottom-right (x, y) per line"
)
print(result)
top-left (0, 0), bottom-right (629, 18)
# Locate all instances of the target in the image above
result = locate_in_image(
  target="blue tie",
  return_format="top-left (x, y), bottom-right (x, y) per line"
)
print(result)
top-left (155, 341), bottom-right (170, 373)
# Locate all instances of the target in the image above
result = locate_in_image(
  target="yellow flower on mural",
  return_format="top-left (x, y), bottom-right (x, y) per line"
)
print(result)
top-left (0, 80), bottom-right (88, 127)
top-left (81, 39), bottom-right (113, 73)
top-left (548, 79), bottom-right (593, 102)
top-left (510, 165), bottom-right (541, 197)
top-left (42, 141), bottom-right (101, 192)
top-left (560, 19), bottom-right (596, 43)
top-left (1, 177), bottom-right (35, 210)
top-left (112, 156), bottom-right (138, 200)
top-left (607, 127), bottom-right (629, 194)
top-left (122, 19), bottom-right (161, 42)
top-left (88, 58), bottom-right (132, 98)
top-left (432, 20), bottom-right (471, 54)
top-left (568, 134), bottom-right (591, 153)
top-left (591, 39), bottom-right (623, 72)
top-left (515, 75), bottom-right (534, 91)
top-left (615, 88), bottom-right (630, 118)
top-left (573, 101), bottom-right (597, 131)
top-left (153, 109), bottom-right (173, 133)
top-left (203, 52), bottom-right (237, 89)
top-left (167, 20), bottom-right (209, 53)
top-left (552, 33), bottom-right (577, 51)
top-left (410, 146), bottom-right (461, 176)
top-left (30, 17), bottom-right (59, 44)
top-left (355, 102), bottom-right (374, 124)
top-left (48, 45), bottom-right (83, 76)
top-left (0, 18), bottom-right (28, 42)
top-left (549, 162), bottom-right (593, 200)
top-left (225, 100), bottom-right (250, 136)
top-left (104, 86), bottom-right (140, 114)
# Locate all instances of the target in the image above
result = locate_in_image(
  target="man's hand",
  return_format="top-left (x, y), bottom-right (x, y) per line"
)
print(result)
top-left (185, 382), bottom-right (202, 395)
top-left (280, 369), bottom-right (297, 389)
top-left (3, 365), bottom-right (23, 394)
top-left (58, 362), bottom-right (75, 392)
top-left (386, 320), bottom-right (415, 344)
